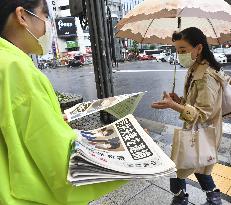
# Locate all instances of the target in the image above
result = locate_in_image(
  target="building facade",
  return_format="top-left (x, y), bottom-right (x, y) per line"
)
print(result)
top-left (120, 0), bottom-right (144, 50)
top-left (49, 0), bottom-right (126, 60)
top-left (47, 0), bottom-right (91, 57)
top-left (107, 0), bottom-right (123, 20)
top-left (107, 0), bottom-right (124, 61)
top-left (122, 0), bottom-right (144, 16)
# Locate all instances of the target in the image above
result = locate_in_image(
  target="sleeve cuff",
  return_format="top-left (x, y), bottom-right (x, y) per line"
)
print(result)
top-left (180, 104), bottom-right (197, 122)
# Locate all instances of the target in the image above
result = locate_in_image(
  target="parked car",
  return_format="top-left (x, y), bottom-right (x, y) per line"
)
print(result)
top-left (155, 52), bottom-right (170, 62)
top-left (212, 48), bottom-right (228, 64)
top-left (213, 53), bottom-right (227, 64)
top-left (139, 49), bottom-right (166, 61)
top-left (138, 53), bottom-right (155, 61)
top-left (149, 50), bottom-right (165, 61)
top-left (168, 53), bottom-right (180, 65)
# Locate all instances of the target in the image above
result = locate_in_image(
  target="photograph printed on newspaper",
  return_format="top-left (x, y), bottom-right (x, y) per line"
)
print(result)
top-left (64, 92), bottom-right (145, 122)
top-left (67, 114), bottom-right (176, 186)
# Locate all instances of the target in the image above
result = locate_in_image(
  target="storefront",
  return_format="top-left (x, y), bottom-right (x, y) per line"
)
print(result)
top-left (55, 17), bottom-right (79, 55)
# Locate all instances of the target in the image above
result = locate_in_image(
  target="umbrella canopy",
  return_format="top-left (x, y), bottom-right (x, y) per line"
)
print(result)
top-left (116, 0), bottom-right (231, 45)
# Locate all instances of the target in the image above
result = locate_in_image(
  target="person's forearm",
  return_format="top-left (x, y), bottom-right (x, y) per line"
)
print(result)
top-left (170, 102), bottom-right (185, 113)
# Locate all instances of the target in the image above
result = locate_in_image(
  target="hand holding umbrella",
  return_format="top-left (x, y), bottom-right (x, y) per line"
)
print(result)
top-left (169, 93), bottom-right (181, 104)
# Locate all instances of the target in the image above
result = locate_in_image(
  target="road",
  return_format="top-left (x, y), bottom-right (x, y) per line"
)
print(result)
top-left (42, 60), bottom-right (231, 127)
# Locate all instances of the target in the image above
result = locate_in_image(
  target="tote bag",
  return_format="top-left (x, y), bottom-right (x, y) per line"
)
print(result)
top-left (171, 123), bottom-right (217, 170)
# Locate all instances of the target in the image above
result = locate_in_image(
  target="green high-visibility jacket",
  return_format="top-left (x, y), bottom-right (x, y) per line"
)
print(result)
top-left (0, 37), bottom-right (125, 205)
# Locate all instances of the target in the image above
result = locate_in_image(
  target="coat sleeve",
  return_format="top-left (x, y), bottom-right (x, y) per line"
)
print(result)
top-left (180, 74), bottom-right (220, 124)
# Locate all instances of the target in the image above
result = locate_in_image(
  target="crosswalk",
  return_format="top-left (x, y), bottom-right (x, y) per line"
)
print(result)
top-left (89, 69), bottom-right (231, 74)
top-left (110, 69), bottom-right (231, 73)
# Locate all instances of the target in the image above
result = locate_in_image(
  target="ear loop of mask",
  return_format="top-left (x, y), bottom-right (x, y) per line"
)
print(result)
top-left (25, 9), bottom-right (46, 22)
top-left (24, 9), bottom-right (46, 41)
top-left (25, 27), bottom-right (39, 40)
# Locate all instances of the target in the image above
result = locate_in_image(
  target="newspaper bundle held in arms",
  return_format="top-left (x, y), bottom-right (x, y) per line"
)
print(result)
top-left (65, 92), bottom-right (176, 186)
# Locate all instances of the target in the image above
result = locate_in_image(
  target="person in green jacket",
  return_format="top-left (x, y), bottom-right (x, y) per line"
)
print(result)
top-left (0, 0), bottom-right (125, 204)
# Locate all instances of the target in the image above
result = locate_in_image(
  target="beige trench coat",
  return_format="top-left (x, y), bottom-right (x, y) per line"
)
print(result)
top-left (176, 61), bottom-right (223, 179)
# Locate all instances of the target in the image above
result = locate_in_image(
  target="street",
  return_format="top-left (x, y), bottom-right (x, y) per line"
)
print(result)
top-left (43, 60), bottom-right (231, 127)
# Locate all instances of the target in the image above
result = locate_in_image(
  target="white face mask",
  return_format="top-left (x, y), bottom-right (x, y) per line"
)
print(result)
top-left (178, 52), bottom-right (196, 68)
top-left (25, 10), bottom-right (53, 55)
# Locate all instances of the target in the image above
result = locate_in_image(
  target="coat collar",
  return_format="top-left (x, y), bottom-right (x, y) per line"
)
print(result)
top-left (189, 60), bottom-right (209, 81)
top-left (184, 60), bottom-right (210, 98)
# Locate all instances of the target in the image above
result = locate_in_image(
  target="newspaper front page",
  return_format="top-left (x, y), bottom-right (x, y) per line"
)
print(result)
top-left (68, 115), bottom-right (176, 186)
top-left (64, 92), bottom-right (144, 122)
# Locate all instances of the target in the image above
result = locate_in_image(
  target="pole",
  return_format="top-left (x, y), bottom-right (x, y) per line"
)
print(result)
top-left (85, 0), bottom-right (115, 123)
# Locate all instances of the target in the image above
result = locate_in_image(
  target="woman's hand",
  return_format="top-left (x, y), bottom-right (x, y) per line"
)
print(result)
top-left (169, 93), bottom-right (181, 104)
top-left (151, 91), bottom-right (175, 109)
top-left (151, 91), bottom-right (185, 113)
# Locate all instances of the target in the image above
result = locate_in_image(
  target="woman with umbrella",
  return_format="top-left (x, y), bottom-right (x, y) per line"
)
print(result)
top-left (0, 0), bottom-right (125, 204)
top-left (152, 27), bottom-right (223, 205)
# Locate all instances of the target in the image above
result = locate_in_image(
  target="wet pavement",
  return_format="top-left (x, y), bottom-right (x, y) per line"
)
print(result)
top-left (42, 61), bottom-right (186, 127)
top-left (42, 61), bottom-right (231, 127)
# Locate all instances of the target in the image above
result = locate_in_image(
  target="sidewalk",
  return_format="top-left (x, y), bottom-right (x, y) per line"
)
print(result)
top-left (90, 177), bottom-right (230, 205)
top-left (89, 118), bottom-right (231, 205)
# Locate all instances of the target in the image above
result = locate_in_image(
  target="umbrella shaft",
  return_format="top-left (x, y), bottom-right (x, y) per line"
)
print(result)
top-left (177, 17), bottom-right (181, 30)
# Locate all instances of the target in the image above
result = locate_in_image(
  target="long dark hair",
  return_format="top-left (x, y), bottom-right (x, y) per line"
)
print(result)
top-left (0, 0), bottom-right (49, 36)
top-left (172, 27), bottom-right (221, 71)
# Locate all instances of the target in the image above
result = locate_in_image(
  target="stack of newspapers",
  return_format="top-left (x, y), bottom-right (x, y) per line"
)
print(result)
top-left (65, 92), bottom-right (176, 186)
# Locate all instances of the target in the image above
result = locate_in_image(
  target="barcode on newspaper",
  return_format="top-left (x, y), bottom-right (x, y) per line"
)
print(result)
top-left (115, 118), bottom-right (153, 160)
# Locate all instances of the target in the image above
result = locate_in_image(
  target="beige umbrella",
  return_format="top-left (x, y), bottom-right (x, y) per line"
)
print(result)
top-left (116, 0), bottom-right (231, 45)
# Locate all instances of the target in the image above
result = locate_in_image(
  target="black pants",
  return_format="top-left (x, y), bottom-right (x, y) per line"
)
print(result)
top-left (170, 173), bottom-right (216, 194)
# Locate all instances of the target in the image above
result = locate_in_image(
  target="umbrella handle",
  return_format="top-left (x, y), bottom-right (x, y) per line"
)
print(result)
top-left (172, 17), bottom-right (181, 93)
top-left (172, 53), bottom-right (177, 93)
